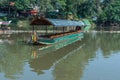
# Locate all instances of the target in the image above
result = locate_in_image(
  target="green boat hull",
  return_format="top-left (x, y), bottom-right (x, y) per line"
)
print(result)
top-left (37, 32), bottom-right (84, 45)
top-left (39, 33), bottom-right (84, 54)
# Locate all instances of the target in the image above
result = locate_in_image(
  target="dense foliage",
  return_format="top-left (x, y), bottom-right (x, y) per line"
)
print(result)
top-left (0, 0), bottom-right (120, 25)
top-left (98, 0), bottom-right (120, 22)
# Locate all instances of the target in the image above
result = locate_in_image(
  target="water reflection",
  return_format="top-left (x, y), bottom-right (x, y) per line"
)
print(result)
top-left (52, 34), bottom-right (98, 80)
top-left (0, 32), bottom-right (120, 80)
top-left (29, 41), bottom-right (84, 75)
top-left (0, 33), bottom-right (32, 80)
top-left (52, 33), bottom-right (120, 80)
top-left (98, 33), bottom-right (120, 58)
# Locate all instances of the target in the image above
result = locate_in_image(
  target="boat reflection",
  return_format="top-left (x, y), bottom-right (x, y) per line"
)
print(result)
top-left (29, 40), bottom-right (84, 75)
top-left (29, 32), bottom-right (120, 80)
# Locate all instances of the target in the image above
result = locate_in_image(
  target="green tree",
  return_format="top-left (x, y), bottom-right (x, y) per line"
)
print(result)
top-left (98, 0), bottom-right (120, 24)
top-left (78, 0), bottom-right (97, 18)
top-left (15, 0), bottom-right (31, 10)
top-left (65, 0), bottom-right (85, 17)
top-left (105, 0), bottom-right (120, 22)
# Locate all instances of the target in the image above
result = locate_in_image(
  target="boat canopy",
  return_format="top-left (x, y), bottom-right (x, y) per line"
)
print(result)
top-left (30, 17), bottom-right (84, 27)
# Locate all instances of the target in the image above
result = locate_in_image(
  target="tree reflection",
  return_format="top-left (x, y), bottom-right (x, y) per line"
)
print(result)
top-left (97, 33), bottom-right (120, 58)
top-left (0, 34), bottom-right (32, 80)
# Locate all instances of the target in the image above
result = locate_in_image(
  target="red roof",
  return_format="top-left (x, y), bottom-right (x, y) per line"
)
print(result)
top-left (30, 10), bottom-right (38, 15)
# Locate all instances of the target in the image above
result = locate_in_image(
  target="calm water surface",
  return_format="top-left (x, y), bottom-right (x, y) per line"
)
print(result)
top-left (0, 32), bottom-right (120, 80)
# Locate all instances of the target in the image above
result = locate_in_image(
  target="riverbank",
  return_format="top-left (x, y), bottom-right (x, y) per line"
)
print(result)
top-left (0, 30), bottom-right (67, 34)
top-left (86, 30), bottom-right (120, 33)
top-left (1, 30), bottom-right (120, 35)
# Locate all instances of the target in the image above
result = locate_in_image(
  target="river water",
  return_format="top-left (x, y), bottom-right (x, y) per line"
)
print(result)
top-left (0, 32), bottom-right (120, 80)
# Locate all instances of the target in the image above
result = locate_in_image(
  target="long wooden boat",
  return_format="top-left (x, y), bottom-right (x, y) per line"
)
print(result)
top-left (29, 16), bottom-right (85, 45)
